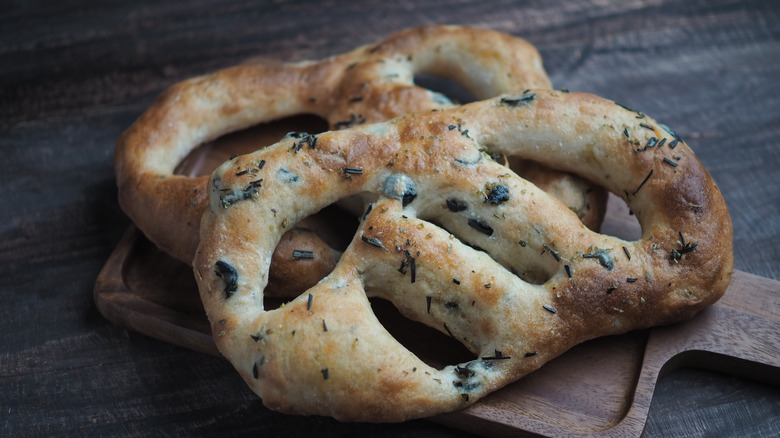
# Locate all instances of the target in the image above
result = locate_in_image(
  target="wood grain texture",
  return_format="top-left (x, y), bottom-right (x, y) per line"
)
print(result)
top-left (1, 0), bottom-right (778, 436)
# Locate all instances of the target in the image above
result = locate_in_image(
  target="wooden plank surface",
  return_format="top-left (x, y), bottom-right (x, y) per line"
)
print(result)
top-left (93, 225), bottom-right (780, 436)
top-left (1, 0), bottom-right (779, 436)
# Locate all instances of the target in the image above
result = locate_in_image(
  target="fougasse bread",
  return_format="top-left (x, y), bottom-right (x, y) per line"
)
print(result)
top-left (193, 90), bottom-right (733, 421)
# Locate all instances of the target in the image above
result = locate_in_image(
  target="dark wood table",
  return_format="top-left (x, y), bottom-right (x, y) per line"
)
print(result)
top-left (2, 1), bottom-right (778, 436)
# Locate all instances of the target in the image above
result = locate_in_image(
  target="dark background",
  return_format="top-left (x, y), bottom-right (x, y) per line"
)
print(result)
top-left (1, 0), bottom-right (778, 436)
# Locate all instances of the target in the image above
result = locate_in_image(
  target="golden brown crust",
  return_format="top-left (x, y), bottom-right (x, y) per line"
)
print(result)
top-left (115, 25), bottom-right (607, 297)
top-left (193, 90), bottom-right (733, 421)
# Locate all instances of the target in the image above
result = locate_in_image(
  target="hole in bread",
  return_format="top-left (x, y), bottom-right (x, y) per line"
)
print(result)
top-left (261, 202), bottom-right (359, 301)
top-left (600, 193), bottom-right (642, 241)
top-left (413, 73), bottom-right (477, 106)
top-left (174, 114), bottom-right (330, 177)
top-left (369, 297), bottom-right (475, 369)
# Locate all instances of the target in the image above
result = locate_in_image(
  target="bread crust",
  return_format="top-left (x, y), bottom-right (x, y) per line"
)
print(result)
top-left (193, 90), bottom-right (733, 421)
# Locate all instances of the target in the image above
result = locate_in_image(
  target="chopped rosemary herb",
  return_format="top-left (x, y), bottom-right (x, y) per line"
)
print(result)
top-left (344, 167), bottom-right (363, 175)
top-left (671, 231), bottom-right (698, 262)
top-left (632, 169), bottom-right (654, 196)
top-left (307, 293), bottom-right (313, 311)
top-left (361, 203), bottom-right (373, 221)
top-left (426, 296), bottom-right (431, 313)
top-left (627, 277), bottom-right (638, 283)
top-left (236, 169), bottom-right (248, 176)
top-left (467, 218), bottom-right (493, 236)
top-left (444, 323), bottom-right (455, 339)
top-left (524, 351), bottom-right (538, 357)
top-left (219, 183), bottom-right (261, 208)
top-left (639, 123), bottom-right (654, 131)
top-left (397, 249), bottom-right (416, 283)
top-left (543, 305), bottom-right (557, 314)
top-left (543, 244), bottom-right (560, 262)
top-left (454, 365), bottom-right (475, 377)
top-left (623, 246), bottom-right (631, 260)
top-left (564, 264), bottom-right (572, 278)
top-left (500, 92), bottom-right (537, 106)
top-left (361, 234), bottom-right (389, 251)
top-left (582, 249), bottom-right (614, 270)
top-left (663, 157), bottom-right (678, 167)
top-left (333, 113), bottom-right (366, 130)
top-left (481, 350), bottom-right (511, 360)
top-left (452, 278), bottom-right (461, 285)
top-left (321, 368), bottom-right (329, 380)
top-left (292, 249), bottom-right (314, 259)
top-left (322, 320), bottom-right (328, 332)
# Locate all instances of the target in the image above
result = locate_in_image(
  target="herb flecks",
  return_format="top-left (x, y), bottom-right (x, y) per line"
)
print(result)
top-left (582, 249), bottom-right (615, 270)
top-left (220, 181), bottom-right (262, 208)
top-left (215, 260), bottom-right (238, 298)
top-left (333, 113), bottom-right (366, 130)
top-left (543, 244), bottom-right (561, 262)
top-left (454, 365), bottom-right (475, 377)
top-left (398, 249), bottom-right (416, 283)
top-left (671, 231), bottom-right (698, 262)
top-left (481, 350), bottom-right (511, 361)
top-left (361, 234), bottom-right (389, 251)
top-left (361, 203), bottom-right (373, 221)
top-left (292, 250), bottom-right (314, 259)
top-left (288, 132), bottom-right (318, 153)
top-left (468, 218), bottom-right (494, 236)
top-left (443, 323), bottom-right (455, 339)
top-left (632, 169), bottom-right (654, 196)
top-left (484, 184), bottom-right (510, 205)
top-left (500, 91), bottom-right (537, 106)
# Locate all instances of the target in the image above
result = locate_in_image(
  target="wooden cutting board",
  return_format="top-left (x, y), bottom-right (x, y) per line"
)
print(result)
top-left (94, 116), bottom-right (780, 437)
